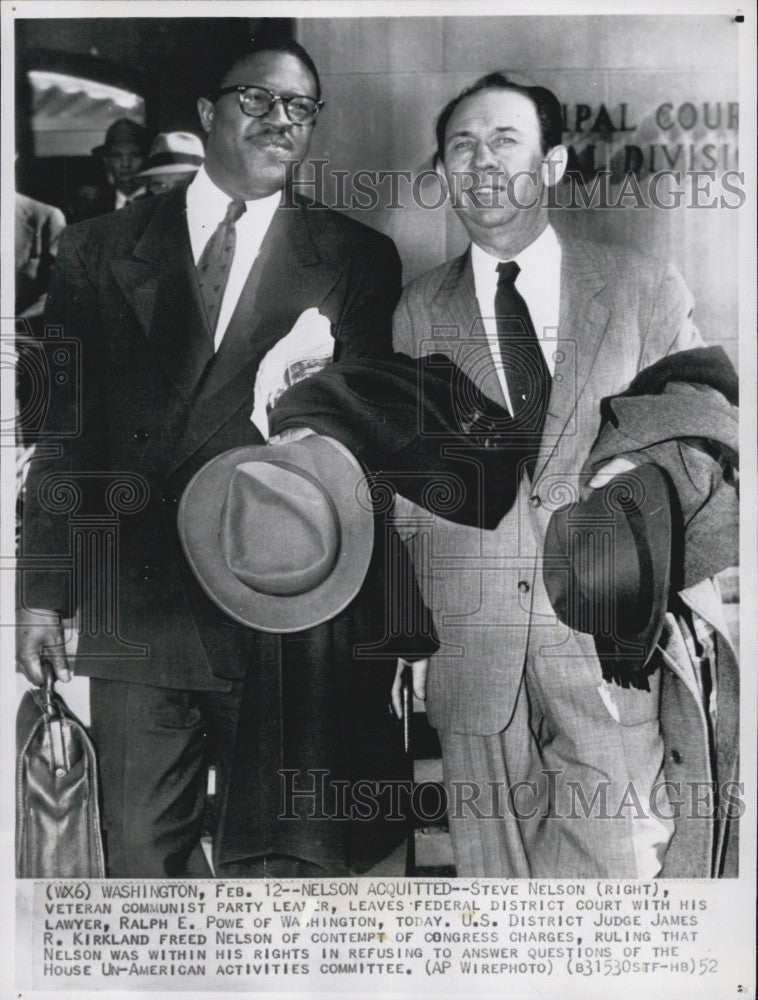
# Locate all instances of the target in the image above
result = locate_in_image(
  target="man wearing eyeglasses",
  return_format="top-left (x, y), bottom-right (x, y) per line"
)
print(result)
top-left (18, 38), bottom-right (428, 878)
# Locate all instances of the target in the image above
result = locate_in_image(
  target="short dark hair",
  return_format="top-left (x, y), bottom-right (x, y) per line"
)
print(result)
top-left (208, 37), bottom-right (321, 101)
top-left (435, 73), bottom-right (562, 160)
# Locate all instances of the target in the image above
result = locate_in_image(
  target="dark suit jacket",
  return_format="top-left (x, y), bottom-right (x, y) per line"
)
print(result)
top-left (21, 182), bottom-right (406, 691)
top-left (269, 352), bottom-right (524, 527)
top-left (582, 353), bottom-right (739, 876)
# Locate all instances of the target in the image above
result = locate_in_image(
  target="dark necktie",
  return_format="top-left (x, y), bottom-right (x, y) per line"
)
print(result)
top-left (196, 199), bottom-right (247, 337)
top-left (495, 260), bottom-right (551, 436)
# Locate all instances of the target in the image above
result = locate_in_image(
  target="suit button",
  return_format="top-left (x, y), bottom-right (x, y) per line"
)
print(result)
top-left (140, 564), bottom-right (156, 580)
top-left (530, 494), bottom-right (541, 508)
top-left (517, 580), bottom-right (530, 593)
top-left (133, 428), bottom-right (149, 443)
top-left (670, 749), bottom-right (682, 764)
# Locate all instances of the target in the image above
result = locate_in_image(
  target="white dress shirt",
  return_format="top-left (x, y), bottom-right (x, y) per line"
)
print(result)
top-left (115, 186), bottom-right (146, 210)
top-left (186, 166), bottom-right (280, 350)
top-left (471, 224), bottom-right (561, 413)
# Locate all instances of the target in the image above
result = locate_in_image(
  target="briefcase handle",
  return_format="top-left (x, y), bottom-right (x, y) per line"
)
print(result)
top-left (41, 660), bottom-right (56, 714)
top-left (401, 661), bottom-right (412, 755)
top-left (37, 659), bottom-right (71, 773)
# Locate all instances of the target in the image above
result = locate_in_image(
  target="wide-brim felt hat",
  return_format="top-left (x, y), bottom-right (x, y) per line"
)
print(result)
top-left (178, 435), bottom-right (374, 633)
top-left (543, 464), bottom-right (673, 672)
top-left (137, 131), bottom-right (205, 177)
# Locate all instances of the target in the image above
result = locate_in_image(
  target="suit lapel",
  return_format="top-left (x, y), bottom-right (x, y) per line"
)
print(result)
top-left (169, 201), bottom-right (341, 473)
top-left (534, 236), bottom-right (610, 480)
top-left (431, 251), bottom-right (509, 411)
top-left (111, 184), bottom-right (213, 401)
top-left (432, 239), bottom-right (612, 481)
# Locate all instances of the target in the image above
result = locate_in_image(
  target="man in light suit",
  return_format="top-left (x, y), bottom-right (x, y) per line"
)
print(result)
top-left (17, 38), bottom-right (424, 878)
top-left (15, 192), bottom-right (65, 317)
top-left (393, 73), bottom-right (703, 878)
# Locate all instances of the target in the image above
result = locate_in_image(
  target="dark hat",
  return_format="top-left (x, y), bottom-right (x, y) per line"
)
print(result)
top-left (178, 435), bottom-right (374, 633)
top-left (543, 464), bottom-right (673, 676)
top-left (137, 131), bottom-right (205, 177)
top-left (92, 118), bottom-right (152, 157)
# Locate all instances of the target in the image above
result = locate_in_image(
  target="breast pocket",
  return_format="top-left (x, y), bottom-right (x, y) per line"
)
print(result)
top-left (600, 657), bottom-right (663, 727)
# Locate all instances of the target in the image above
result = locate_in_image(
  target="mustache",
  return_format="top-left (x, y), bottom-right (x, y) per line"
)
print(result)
top-left (247, 125), bottom-right (296, 149)
top-left (252, 122), bottom-right (294, 136)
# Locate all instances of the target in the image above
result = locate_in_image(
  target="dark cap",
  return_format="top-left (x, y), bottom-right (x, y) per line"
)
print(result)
top-left (543, 464), bottom-right (673, 681)
top-left (92, 118), bottom-right (152, 157)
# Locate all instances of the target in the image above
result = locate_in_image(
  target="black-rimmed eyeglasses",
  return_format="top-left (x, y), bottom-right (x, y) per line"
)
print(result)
top-left (214, 85), bottom-right (324, 125)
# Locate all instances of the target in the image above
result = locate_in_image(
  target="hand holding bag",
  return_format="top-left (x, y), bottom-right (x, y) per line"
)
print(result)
top-left (16, 668), bottom-right (105, 878)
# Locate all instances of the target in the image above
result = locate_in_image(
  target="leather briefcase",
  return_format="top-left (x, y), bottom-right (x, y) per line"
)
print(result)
top-left (16, 672), bottom-right (105, 878)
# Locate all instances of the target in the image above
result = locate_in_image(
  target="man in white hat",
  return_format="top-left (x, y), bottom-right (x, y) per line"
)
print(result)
top-left (137, 131), bottom-right (205, 196)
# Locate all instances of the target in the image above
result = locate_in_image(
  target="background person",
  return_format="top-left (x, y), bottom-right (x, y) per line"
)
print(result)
top-left (15, 190), bottom-right (65, 318)
top-left (92, 117), bottom-right (153, 209)
top-left (136, 130), bottom-right (205, 196)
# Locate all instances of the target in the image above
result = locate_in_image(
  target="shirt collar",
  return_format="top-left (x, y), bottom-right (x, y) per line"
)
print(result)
top-left (470, 223), bottom-right (560, 279)
top-left (186, 165), bottom-right (281, 228)
top-left (115, 186), bottom-right (146, 210)
top-left (514, 223), bottom-right (560, 278)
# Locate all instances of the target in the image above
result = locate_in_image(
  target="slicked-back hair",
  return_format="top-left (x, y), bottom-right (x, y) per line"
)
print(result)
top-left (436, 73), bottom-right (562, 160)
top-left (206, 37), bottom-right (322, 101)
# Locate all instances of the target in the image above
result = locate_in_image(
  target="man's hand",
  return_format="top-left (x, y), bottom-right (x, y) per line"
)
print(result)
top-left (16, 607), bottom-right (70, 686)
top-left (390, 658), bottom-right (428, 719)
top-left (588, 456), bottom-right (636, 490)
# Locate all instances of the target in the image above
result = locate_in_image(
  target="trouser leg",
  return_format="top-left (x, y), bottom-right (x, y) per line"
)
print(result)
top-left (90, 679), bottom-right (215, 878)
top-left (438, 673), bottom-right (540, 879)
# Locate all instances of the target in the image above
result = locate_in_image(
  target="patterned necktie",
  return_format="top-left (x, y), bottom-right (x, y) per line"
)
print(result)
top-left (196, 199), bottom-right (247, 336)
top-left (495, 260), bottom-right (551, 436)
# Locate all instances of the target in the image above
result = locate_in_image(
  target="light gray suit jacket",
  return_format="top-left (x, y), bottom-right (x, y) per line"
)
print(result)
top-left (393, 233), bottom-right (703, 736)
top-left (15, 193), bottom-right (66, 317)
top-left (392, 234), bottom-right (742, 878)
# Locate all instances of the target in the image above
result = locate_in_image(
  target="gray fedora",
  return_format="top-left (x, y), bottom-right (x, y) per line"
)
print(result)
top-left (178, 435), bottom-right (374, 633)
